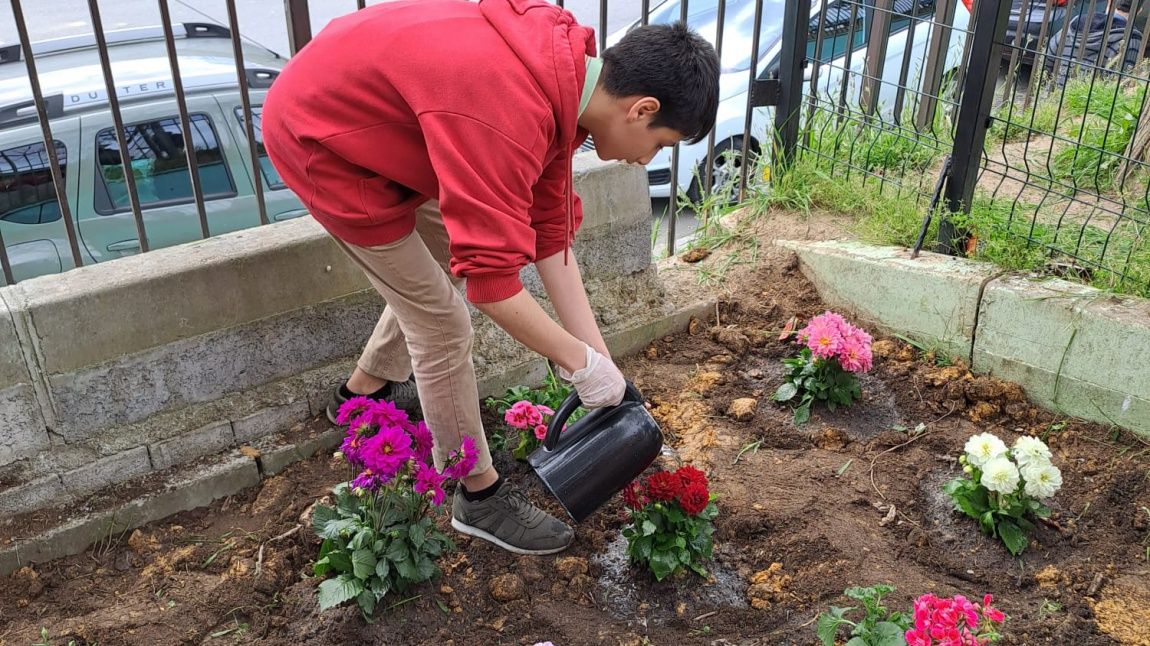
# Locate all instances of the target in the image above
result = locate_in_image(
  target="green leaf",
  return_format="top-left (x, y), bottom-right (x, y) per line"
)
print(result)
top-left (416, 556), bottom-right (439, 581)
top-left (844, 638), bottom-right (869, 646)
top-left (375, 558), bottom-right (391, 581)
top-left (794, 403), bottom-right (812, 425)
top-left (356, 589), bottom-right (376, 616)
top-left (394, 554), bottom-right (420, 581)
top-left (313, 556), bottom-right (331, 578)
top-left (649, 549), bottom-right (680, 581)
top-left (979, 511), bottom-right (997, 536)
top-left (311, 504), bottom-right (339, 536)
top-left (817, 611), bottom-right (848, 646)
top-left (319, 518), bottom-right (359, 541)
top-left (409, 523), bottom-right (427, 549)
top-left (327, 550), bottom-right (353, 574)
top-left (385, 539), bottom-right (409, 563)
top-left (872, 621), bottom-right (908, 646)
top-left (351, 549), bottom-right (377, 579)
top-left (641, 520), bottom-right (657, 536)
top-left (775, 381), bottom-right (799, 402)
top-left (997, 519), bottom-right (1029, 555)
top-left (318, 574), bottom-right (364, 611)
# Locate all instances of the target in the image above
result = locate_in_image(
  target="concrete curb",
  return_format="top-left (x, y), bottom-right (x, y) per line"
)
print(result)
top-left (779, 239), bottom-right (1150, 437)
top-left (0, 296), bottom-right (715, 575)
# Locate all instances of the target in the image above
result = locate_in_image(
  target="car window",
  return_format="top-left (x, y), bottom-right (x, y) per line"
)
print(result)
top-left (1, 141), bottom-right (66, 225)
top-left (233, 106), bottom-right (285, 190)
top-left (94, 113), bottom-right (235, 215)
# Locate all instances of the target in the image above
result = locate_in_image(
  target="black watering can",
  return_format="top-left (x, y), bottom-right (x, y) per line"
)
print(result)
top-left (528, 383), bottom-right (663, 523)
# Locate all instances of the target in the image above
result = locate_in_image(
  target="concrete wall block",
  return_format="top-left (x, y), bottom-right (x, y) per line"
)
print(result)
top-left (232, 400), bottom-right (311, 443)
top-left (15, 218), bottom-right (369, 375)
top-left (573, 153), bottom-right (651, 232)
top-left (0, 291), bottom-right (30, 388)
top-left (62, 446), bottom-right (152, 498)
top-left (0, 384), bottom-right (48, 467)
top-left (148, 421), bottom-right (236, 471)
top-left (0, 474), bottom-right (71, 516)
top-left (975, 276), bottom-right (1150, 402)
top-left (778, 240), bottom-right (998, 360)
top-left (572, 219), bottom-right (654, 279)
top-left (975, 348), bottom-right (1150, 435)
top-left (48, 292), bottom-right (380, 443)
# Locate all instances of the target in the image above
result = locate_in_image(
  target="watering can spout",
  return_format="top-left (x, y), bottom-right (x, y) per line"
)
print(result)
top-left (529, 382), bottom-right (663, 523)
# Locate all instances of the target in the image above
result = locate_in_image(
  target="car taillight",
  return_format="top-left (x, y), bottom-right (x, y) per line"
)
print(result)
top-left (961, 0), bottom-right (973, 10)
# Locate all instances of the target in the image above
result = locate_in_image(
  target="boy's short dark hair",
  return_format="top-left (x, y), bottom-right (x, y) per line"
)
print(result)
top-left (601, 22), bottom-right (720, 144)
top-left (1115, 0), bottom-right (1133, 12)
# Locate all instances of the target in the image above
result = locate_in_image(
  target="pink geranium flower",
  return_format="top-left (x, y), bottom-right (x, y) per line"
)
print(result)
top-left (504, 401), bottom-right (538, 429)
top-left (534, 424), bottom-right (549, 440)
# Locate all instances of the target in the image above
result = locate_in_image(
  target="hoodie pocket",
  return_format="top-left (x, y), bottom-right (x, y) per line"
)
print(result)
top-left (358, 176), bottom-right (419, 224)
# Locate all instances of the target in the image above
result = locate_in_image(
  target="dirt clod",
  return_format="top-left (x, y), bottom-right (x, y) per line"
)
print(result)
top-left (813, 427), bottom-right (851, 451)
top-left (555, 556), bottom-right (589, 580)
top-left (746, 563), bottom-right (791, 610)
top-left (11, 566), bottom-right (42, 598)
top-left (712, 327), bottom-right (751, 355)
top-left (127, 529), bottom-right (158, 554)
top-left (515, 556), bottom-right (544, 584)
top-left (488, 573), bottom-right (527, 602)
top-left (727, 398), bottom-right (758, 422)
top-left (680, 247), bottom-right (711, 263)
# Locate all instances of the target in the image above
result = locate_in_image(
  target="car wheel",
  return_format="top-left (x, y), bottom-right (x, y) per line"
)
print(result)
top-left (687, 136), bottom-right (761, 204)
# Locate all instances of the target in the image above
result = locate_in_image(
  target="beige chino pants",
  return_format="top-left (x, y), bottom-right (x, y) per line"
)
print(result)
top-left (331, 200), bottom-right (492, 476)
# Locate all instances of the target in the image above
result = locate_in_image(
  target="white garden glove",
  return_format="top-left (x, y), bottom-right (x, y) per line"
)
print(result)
top-left (559, 343), bottom-right (627, 409)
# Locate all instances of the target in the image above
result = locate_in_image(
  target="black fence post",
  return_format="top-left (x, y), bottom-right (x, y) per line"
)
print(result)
top-left (285, 0), bottom-right (312, 55)
top-left (939, 0), bottom-right (1011, 255)
top-left (774, 0), bottom-right (811, 170)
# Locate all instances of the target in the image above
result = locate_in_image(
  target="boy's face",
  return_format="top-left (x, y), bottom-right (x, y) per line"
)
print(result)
top-left (590, 96), bottom-right (685, 165)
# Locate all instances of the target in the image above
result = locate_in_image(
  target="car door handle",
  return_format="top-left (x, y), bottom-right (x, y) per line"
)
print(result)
top-left (107, 239), bottom-right (141, 252)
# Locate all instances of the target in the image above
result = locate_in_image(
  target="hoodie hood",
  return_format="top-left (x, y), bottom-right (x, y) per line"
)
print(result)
top-left (480, 0), bottom-right (597, 149)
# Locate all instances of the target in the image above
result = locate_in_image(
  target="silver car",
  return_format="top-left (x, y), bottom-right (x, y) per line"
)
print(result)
top-left (0, 23), bottom-right (304, 284)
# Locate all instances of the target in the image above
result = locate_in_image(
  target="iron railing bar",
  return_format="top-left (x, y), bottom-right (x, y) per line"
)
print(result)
top-left (803, 0), bottom-right (832, 150)
top-left (158, 0), bottom-right (210, 239)
top-left (861, 0), bottom-right (894, 116)
top-left (1022, 0), bottom-right (1057, 111)
top-left (641, 0), bottom-right (650, 26)
top-left (1048, 0), bottom-right (1079, 85)
top-left (702, 0), bottom-right (726, 196)
top-left (890, 0), bottom-right (922, 124)
top-left (10, 0), bottom-right (84, 275)
top-left (667, 0), bottom-right (690, 257)
top-left (87, 0), bottom-right (150, 252)
top-left (285, 0), bottom-right (313, 55)
top-left (226, 0), bottom-right (269, 226)
top-left (1071, 1), bottom-right (1096, 78)
top-left (835, 1), bottom-right (862, 122)
top-left (915, 0), bottom-right (957, 131)
top-left (1115, 0), bottom-right (1141, 77)
top-left (738, 0), bottom-right (766, 201)
top-left (599, 0), bottom-right (608, 53)
top-left (1000, 0), bottom-right (1032, 105)
top-left (357, 0), bottom-right (366, 9)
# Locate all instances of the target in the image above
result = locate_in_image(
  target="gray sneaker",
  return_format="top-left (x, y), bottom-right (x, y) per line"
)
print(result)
top-left (325, 377), bottom-right (421, 425)
top-left (451, 481), bottom-right (574, 555)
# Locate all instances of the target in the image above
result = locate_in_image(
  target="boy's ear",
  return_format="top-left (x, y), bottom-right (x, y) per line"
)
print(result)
top-left (627, 96), bottom-right (662, 123)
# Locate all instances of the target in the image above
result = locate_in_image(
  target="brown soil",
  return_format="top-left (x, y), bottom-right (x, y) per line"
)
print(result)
top-left (2, 212), bottom-right (1149, 646)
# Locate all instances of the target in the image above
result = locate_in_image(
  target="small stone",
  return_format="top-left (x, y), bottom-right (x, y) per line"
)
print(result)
top-left (555, 556), bottom-right (589, 580)
top-left (645, 344), bottom-right (659, 359)
top-left (488, 573), bottom-right (526, 602)
top-left (676, 601), bottom-right (687, 616)
top-left (440, 585), bottom-right (454, 594)
top-left (727, 398), bottom-right (758, 422)
top-left (813, 427), bottom-right (850, 451)
top-left (115, 551), bottom-right (133, 571)
top-left (712, 328), bottom-right (751, 355)
top-left (238, 446), bottom-right (261, 459)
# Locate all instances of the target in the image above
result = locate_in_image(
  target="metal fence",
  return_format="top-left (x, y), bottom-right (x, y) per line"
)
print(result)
top-left (3, 0), bottom-right (1149, 295)
top-left (770, 0), bottom-right (1150, 295)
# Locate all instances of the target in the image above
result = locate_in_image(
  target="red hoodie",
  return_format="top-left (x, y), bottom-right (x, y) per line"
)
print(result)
top-left (262, 0), bottom-right (595, 303)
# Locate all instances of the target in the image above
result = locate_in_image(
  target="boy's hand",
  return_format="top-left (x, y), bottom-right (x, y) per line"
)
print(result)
top-left (560, 344), bottom-right (626, 409)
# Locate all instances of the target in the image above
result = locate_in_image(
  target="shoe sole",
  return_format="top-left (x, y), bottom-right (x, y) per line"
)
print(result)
top-left (450, 517), bottom-right (572, 556)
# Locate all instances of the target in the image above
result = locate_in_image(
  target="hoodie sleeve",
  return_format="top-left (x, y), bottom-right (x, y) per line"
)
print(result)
top-left (530, 152), bottom-right (583, 261)
top-left (418, 110), bottom-right (545, 304)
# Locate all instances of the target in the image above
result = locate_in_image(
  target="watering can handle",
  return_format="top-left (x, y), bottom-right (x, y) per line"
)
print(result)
top-left (542, 381), bottom-right (645, 451)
